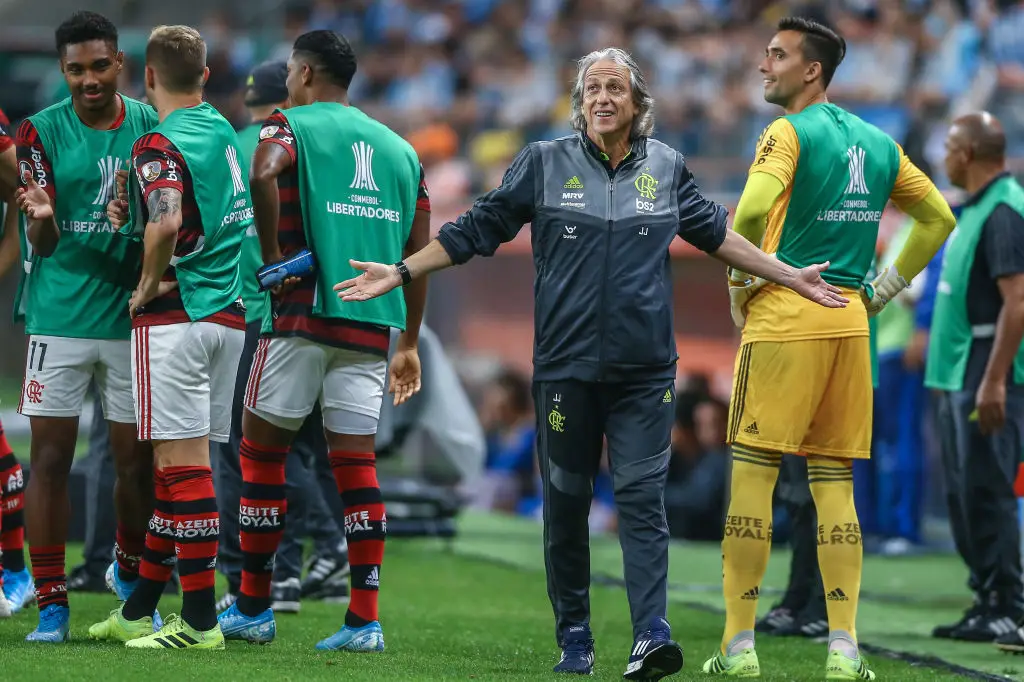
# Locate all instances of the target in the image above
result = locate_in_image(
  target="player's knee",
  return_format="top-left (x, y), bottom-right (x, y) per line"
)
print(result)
top-left (242, 406), bottom-right (296, 449)
top-left (325, 431), bottom-right (376, 455)
top-left (27, 444), bottom-right (73, 485)
top-left (114, 454), bottom-right (152, 490)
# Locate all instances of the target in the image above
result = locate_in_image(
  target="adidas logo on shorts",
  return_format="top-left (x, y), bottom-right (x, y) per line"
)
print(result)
top-left (744, 421), bottom-right (760, 435)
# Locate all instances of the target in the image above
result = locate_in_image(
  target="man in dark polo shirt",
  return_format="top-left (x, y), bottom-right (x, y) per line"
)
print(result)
top-left (924, 112), bottom-right (1024, 646)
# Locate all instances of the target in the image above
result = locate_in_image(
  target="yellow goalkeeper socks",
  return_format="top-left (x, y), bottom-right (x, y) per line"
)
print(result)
top-left (808, 457), bottom-right (862, 643)
top-left (720, 444), bottom-right (781, 654)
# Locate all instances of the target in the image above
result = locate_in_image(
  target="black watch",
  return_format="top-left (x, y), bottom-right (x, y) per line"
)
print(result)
top-left (394, 260), bottom-right (413, 286)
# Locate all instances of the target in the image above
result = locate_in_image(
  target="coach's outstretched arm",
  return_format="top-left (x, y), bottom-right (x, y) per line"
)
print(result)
top-left (710, 229), bottom-right (848, 310)
top-left (336, 145), bottom-right (537, 302)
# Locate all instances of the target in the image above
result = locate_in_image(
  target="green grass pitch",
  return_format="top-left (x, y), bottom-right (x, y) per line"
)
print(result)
top-left (0, 512), bottom-right (1019, 680)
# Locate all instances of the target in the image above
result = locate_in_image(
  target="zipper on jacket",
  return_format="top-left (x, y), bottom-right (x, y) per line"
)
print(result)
top-left (597, 178), bottom-right (614, 381)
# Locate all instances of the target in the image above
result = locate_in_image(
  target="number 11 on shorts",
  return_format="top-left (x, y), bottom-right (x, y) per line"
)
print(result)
top-left (29, 340), bottom-right (48, 371)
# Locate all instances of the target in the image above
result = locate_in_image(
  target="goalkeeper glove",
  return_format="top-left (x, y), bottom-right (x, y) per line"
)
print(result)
top-left (727, 256), bottom-right (774, 329)
top-left (861, 265), bottom-right (909, 318)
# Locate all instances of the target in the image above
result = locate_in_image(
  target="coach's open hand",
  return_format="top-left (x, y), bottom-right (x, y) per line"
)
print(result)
top-left (788, 262), bottom-right (848, 309)
top-left (334, 259), bottom-right (402, 302)
top-left (107, 169), bottom-right (130, 229)
top-left (16, 177), bottom-right (53, 221)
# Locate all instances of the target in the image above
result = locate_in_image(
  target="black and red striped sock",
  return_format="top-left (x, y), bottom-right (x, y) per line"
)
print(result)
top-left (123, 469), bottom-right (175, 622)
top-left (166, 466), bottom-right (219, 632)
top-left (29, 544), bottom-right (67, 609)
top-left (0, 439), bottom-right (26, 573)
top-left (236, 438), bottom-right (288, 618)
top-left (329, 450), bottom-right (386, 627)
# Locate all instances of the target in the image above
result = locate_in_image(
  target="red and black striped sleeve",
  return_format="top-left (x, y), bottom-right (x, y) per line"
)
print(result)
top-left (131, 132), bottom-right (185, 204)
top-left (0, 108), bottom-right (12, 153)
top-left (416, 163), bottom-right (430, 213)
top-left (258, 111), bottom-right (297, 163)
top-left (15, 119), bottom-right (55, 202)
top-left (131, 133), bottom-right (202, 258)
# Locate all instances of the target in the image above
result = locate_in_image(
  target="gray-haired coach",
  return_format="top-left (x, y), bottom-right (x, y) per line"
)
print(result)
top-left (335, 48), bottom-right (847, 680)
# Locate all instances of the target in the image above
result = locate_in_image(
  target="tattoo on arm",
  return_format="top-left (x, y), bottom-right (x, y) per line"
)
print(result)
top-left (146, 187), bottom-right (182, 223)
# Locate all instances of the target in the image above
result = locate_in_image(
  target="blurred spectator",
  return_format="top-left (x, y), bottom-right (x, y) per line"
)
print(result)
top-left (862, 219), bottom-right (934, 555)
top-left (665, 395), bottom-right (729, 541)
top-left (987, 0), bottom-right (1024, 155)
top-left (472, 368), bottom-right (536, 513)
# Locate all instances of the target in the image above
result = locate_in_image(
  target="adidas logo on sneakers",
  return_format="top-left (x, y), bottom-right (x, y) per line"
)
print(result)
top-left (983, 616), bottom-right (1016, 636)
top-left (366, 566), bottom-right (380, 588)
top-left (827, 588), bottom-right (848, 601)
top-left (744, 421), bottom-right (760, 435)
top-left (563, 175), bottom-right (583, 189)
top-left (741, 586), bottom-right (759, 600)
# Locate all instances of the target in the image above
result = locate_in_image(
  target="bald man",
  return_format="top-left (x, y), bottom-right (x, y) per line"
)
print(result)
top-left (925, 112), bottom-right (1024, 647)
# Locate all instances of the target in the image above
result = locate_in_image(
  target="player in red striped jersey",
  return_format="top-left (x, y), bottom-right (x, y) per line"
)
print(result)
top-left (218, 31), bottom-right (429, 652)
top-left (0, 106), bottom-right (30, 619)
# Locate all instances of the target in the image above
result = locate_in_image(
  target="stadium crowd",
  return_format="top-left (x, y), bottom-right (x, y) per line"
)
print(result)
top-left (57, 0), bottom-right (1024, 202)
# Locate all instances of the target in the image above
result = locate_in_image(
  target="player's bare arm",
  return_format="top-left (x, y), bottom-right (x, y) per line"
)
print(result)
top-left (250, 139), bottom-right (293, 265)
top-left (399, 207), bottom-right (430, 347)
top-left (0, 197), bottom-right (19, 278)
top-left (130, 186), bottom-right (181, 317)
top-left (16, 123), bottom-right (60, 258)
top-left (0, 145), bottom-right (17, 200)
top-left (388, 206), bottom-right (431, 405)
top-left (18, 176), bottom-right (59, 257)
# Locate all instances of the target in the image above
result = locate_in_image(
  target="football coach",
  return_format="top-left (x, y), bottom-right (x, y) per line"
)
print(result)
top-left (334, 47), bottom-right (847, 679)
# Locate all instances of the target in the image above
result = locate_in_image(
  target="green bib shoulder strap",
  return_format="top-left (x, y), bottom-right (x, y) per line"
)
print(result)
top-left (926, 175), bottom-right (1024, 391)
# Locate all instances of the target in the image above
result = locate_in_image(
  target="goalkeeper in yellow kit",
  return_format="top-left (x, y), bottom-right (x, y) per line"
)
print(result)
top-left (703, 17), bottom-right (956, 680)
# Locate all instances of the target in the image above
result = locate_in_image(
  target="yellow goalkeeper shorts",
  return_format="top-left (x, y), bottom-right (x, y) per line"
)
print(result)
top-left (726, 336), bottom-right (872, 459)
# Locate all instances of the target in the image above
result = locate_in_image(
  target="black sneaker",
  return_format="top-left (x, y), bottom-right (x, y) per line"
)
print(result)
top-left (951, 612), bottom-right (1018, 642)
top-left (271, 578), bottom-right (301, 614)
top-left (996, 623), bottom-right (1024, 654)
top-left (797, 613), bottom-right (829, 639)
top-left (215, 591), bottom-right (238, 613)
top-left (553, 624), bottom-right (595, 675)
top-left (623, 617), bottom-right (683, 681)
top-left (933, 603), bottom-right (984, 639)
top-left (301, 553), bottom-right (350, 600)
top-left (67, 564), bottom-right (107, 593)
top-left (755, 604), bottom-right (797, 635)
top-left (318, 575), bottom-right (350, 604)
top-left (768, 600), bottom-right (827, 639)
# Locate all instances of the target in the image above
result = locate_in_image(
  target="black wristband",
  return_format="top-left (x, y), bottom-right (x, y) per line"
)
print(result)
top-left (395, 260), bottom-right (413, 286)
